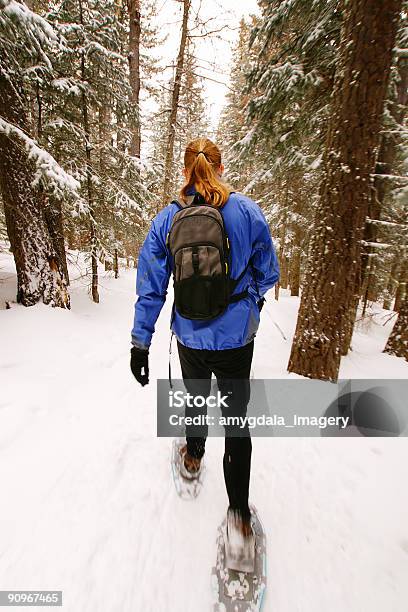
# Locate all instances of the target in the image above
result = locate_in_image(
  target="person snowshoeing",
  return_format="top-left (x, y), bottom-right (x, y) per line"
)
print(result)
top-left (130, 137), bottom-right (279, 568)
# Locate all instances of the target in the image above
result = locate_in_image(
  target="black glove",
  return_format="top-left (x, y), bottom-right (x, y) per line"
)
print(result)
top-left (130, 346), bottom-right (149, 386)
top-left (257, 297), bottom-right (266, 312)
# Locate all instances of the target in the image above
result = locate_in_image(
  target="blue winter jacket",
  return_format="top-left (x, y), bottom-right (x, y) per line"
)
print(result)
top-left (131, 191), bottom-right (279, 351)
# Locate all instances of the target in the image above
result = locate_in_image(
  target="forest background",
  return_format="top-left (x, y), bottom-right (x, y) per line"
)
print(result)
top-left (0, 0), bottom-right (407, 381)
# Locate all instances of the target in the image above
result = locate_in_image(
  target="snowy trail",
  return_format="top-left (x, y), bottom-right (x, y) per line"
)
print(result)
top-left (1, 257), bottom-right (408, 612)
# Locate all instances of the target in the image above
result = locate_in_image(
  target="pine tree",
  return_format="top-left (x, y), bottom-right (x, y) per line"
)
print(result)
top-left (288, 0), bottom-right (403, 381)
top-left (45, 0), bottom-right (153, 292)
top-left (0, 0), bottom-right (80, 307)
top-left (243, 0), bottom-right (342, 176)
top-left (219, 14), bottom-right (319, 300)
top-left (218, 18), bottom-right (256, 189)
top-left (361, 41), bottom-right (408, 312)
top-left (128, 0), bottom-right (141, 158)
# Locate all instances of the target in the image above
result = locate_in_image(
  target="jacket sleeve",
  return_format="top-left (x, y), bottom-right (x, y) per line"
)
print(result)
top-left (131, 211), bottom-right (172, 349)
top-left (248, 206), bottom-right (280, 301)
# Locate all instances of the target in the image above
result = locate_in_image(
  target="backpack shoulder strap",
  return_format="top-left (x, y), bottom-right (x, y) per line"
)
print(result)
top-left (170, 194), bottom-right (198, 209)
top-left (192, 193), bottom-right (206, 206)
top-left (170, 199), bottom-right (184, 210)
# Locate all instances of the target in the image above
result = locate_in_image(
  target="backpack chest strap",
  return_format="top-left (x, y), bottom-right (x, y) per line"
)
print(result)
top-left (229, 288), bottom-right (249, 303)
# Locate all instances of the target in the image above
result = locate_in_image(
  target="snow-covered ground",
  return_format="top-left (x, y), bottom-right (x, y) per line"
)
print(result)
top-left (1, 249), bottom-right (408, 612)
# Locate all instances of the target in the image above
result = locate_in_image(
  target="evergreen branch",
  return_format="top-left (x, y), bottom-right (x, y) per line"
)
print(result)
top-left (0, 116), bottom-right (81, 198)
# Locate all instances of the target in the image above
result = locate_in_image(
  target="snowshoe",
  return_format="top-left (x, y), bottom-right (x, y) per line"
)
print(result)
top-left (171, 438), bottom-right (205, 500)
top-left (211, 505), bottom-right (267, 611)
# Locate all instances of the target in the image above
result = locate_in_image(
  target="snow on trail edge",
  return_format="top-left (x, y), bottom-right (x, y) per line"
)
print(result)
top-left (1, 251), bottom-right (408, 612)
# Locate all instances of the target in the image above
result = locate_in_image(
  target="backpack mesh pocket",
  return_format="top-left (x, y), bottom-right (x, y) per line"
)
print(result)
top-left (173, 246), bottom-right (226, 319)
top-left (174, 274), bottom-right (226, 319)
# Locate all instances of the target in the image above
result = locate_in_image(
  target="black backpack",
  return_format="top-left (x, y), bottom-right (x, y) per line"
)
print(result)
top-left (166, 193), bottom-right (250, 320)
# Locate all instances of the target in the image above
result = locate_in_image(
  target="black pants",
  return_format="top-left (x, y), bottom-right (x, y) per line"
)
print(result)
top-left (177, 340), bottom-right (254, 521)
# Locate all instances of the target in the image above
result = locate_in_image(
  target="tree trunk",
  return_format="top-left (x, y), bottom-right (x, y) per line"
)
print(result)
top-left (114, 248), bottom-right (119, 278)
top-left (289, 225), bottom-right (302, 296)
top-left (361, 252), bottom-right (376, 316)
top-left (127, 0), bottom-right (141, 158)
top-left (287, 0), bottom-right (402, 381)
top-left (384, 292), bottom-right (408, 360)
top-left (383, 255), bottom-right (400, 309)
top-left (289, 249), bottom-right (301, 296)
top-left (394, 259), bottom-right (408, 312)
top-left (161, 0), bottom-right (191, 208)
top-left (280, 256), bottom-right (289, 289)
top-left (275, 206), bottom-right (288, 299)
top-left (79, 0), bottom-right (99, 303)
top-left (0, 57), bottom-right (69, 308)
top-left (98, 94), bottom-right (110, 172)
top-left (42, 192), bottom-right (70, 286)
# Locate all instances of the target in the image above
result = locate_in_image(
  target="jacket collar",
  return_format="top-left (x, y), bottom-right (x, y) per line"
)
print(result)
top-left (185, 185), bottom-right (197, 196)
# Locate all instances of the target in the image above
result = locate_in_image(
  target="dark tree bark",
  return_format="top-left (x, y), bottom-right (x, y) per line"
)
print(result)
top-left (43, 192), bottom-right (70, 285)
top-left (98, 90), bottom-right (110, 171)
top-left (0, 56), bottom-right (69, 308)
top-left (114, 248), bottom-right (119, 279)
top-left (275, 203), bottom-right (288, 299)
top-left (384, 292), bottom-right (408, 360)
top-left (161, 0), bottom-right (191, 208)
top-left (288, 0), bottom-right (402, 381)
top-left (383, 255), bottom-right (400, 309)
top-left (127, 0), bottom-right (141, 158)
top-left (361, 253), bottom-right (376, 316)
top-left (280, 256), bottom-right (289, 289)
top-left (289, 232), bottom-right (301, 297)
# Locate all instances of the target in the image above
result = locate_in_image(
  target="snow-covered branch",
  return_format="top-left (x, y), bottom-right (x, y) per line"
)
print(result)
top-left (0, 0), bottom-right (60, 68)
top-left (84, 41), bottom-right (124, 62)
top-left (361, 241), bottom-right (395, 249)
top-left (366, 218), bottom-right (408, 228)
top-left (0, 117), bottom-right (81, 199)
top-left (51, 78), bottom-right (82, 96)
